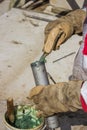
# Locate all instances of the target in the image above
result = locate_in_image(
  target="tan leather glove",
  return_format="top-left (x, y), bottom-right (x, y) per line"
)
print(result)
top-left (43, 9), bottom-right (85, 54)
top-left (29, 80), bottom-right (83, 117)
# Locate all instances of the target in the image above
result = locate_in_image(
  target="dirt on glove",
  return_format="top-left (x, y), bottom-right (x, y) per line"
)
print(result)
top-left (29, 80), bottom-right (83, 117)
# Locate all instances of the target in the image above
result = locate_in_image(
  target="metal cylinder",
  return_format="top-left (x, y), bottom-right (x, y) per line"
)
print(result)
top-left (31, 60), bottom-right (59, 129)
top-left (31, 61), bottom-right (49, 86)
top-left (46, 115), bottom-right (58, 129)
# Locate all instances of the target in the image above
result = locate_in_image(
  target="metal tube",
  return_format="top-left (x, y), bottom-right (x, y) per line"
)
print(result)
top-left (31, 61), bottom-right (49, 86)
top-left (31, 60), bottom-right (59, 129)
top-left (46, 114), bottom-right (58, 129)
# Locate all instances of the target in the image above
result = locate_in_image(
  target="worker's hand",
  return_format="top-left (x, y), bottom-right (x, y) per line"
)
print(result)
top-left (29, 81), bottom-right (82, 117)
top-left (43, 19), bottom-right (74, 54)
top-left (43, 9), bottom-right (85, 54)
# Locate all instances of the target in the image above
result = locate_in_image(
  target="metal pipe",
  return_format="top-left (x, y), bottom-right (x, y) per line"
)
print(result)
top-left (53, 52), bottom-right (76, 63)
top-left (31, 60), bottom-right (49, 86)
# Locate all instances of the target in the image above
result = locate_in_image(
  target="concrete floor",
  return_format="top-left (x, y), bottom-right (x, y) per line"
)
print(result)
top-left (0, 8), bottom-right (82, 130)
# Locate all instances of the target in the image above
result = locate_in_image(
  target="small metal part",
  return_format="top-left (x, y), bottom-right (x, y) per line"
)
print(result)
top-left (39, 52), bottom-right (48, 62)
top-left (46, 115), bottom-right (58, 129)
top-left (53, 52), bottom-right (76, 63)
top-left (47, 72), bottom-right (56, 84)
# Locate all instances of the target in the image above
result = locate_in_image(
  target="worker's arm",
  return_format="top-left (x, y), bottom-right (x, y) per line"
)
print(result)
top-left (29, 80), bottom-right (84, 117)
top-left (43, 9), bottom-right (85, 54)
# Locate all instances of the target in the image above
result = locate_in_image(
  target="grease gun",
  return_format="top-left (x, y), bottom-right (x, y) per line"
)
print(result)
top-left (31, 58), bottom-right (59, 130)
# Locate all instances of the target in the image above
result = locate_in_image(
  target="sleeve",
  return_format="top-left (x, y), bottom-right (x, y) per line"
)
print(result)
top-left (82, 34), bottom-right (87, 72)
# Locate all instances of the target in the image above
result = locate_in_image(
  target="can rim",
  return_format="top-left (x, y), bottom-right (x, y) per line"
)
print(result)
top-left (3, 105), bottom-right (44, 130)
top-left (4, 115), bottom-right (44, 130)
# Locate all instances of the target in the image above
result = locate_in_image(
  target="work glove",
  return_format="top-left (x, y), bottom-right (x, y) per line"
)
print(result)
top-left (43, 9), bottom-right (85, 54)
top-left (29, 80), bottom-right (83, 117)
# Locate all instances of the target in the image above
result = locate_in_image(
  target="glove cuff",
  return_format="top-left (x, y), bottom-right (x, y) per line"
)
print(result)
top-left (63, 9), bottom-right (85, 34)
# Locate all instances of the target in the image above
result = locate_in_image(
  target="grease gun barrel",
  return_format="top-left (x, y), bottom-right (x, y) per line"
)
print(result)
top-left (31, 61), bottom-right (49, 85)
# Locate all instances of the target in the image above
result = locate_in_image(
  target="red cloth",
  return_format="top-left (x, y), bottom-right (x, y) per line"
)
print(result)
top-left (83, 34), bottom-right (87, 55)
top-left (80, 95), bottom-right (87, 112)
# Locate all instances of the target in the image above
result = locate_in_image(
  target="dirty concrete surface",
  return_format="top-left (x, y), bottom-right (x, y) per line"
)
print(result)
top-left (0, 6), bottom-right (82, 130)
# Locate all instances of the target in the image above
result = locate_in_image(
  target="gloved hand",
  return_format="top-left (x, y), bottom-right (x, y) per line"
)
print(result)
top-left (43, 9), bottom-right (85, 54)
top-left (29, 80), bottom-right (83, 117)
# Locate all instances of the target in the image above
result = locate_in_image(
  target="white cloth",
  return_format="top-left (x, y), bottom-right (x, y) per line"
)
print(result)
top-left (83, 55), bottom-right (87, 73)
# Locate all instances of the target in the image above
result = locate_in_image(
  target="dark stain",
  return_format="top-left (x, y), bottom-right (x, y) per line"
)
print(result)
top-left (8, 65), bottom-right (12, 68)
top-left (11, 40), bottom-right (23, 44)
